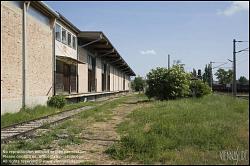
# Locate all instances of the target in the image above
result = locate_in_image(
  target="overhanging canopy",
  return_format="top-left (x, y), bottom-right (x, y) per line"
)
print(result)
top-left (78, 31), bottom-right (135, 76)
top-left (56, 56), bottom-right (85, 65)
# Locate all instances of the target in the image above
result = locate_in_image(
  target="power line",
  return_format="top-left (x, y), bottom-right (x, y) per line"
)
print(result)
top-left (212, 62), bottom-right (228, 69)
top-left (235, 47), bottom-right (249, 54)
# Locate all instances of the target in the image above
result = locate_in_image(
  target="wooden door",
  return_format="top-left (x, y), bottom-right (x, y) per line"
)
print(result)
top-left (63, 64), bottom-right (70, 93)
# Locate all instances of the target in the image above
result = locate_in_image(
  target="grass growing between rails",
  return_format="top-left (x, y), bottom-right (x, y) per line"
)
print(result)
top-left (106, 94), bottom-right (249, 164)
top-left (1, 100), bottom-right (101, 128)
top-left (1, 94), bottom-right (139, 164)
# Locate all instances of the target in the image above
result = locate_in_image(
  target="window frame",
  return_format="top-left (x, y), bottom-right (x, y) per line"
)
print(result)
top-left (62, 27), bottom-right (67, 44)
top-left (55, 22), bottom-right (77, 50)
top-left (55, 23), bottom-right (61, 42)
top-left (72, 36), bottom-right (76, 50)
top-left (67, 32), bottom-right (72, 47)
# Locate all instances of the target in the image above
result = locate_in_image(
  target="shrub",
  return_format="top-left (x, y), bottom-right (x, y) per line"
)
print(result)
top-left (145, 65), bottom-right (191, 100)
top-left (131, 76), bottom-right (146, 92)
top-left (189, 79), bottom-right (212, 97)
top-left (47, 95), bottom-right (66, 108)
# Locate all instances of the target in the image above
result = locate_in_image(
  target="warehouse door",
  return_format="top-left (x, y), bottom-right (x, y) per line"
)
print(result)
top-left (63, 64), bottom-right (70, 93)
top-left (123, 74), bottom-right (125, 90)
top-left (88, 54), bottom-right (96, 92)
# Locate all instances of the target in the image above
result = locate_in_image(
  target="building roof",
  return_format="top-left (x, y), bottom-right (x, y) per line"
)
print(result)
top-left (35, 1), bottom-right (135, 76)
top-left (31, 1), bottom-right (59, 18)
top-left (78, 31), bottom-right (136, 76)
top-left (56, 12), bottom-right (80, 34)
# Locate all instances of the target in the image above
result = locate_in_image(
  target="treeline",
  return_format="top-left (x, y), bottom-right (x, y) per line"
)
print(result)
top-left (131, 65), bottom-right (211, 100)
top-left (131, 64), bottom-right (249, 99)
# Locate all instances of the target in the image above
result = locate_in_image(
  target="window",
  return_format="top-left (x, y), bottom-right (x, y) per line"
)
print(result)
top-left (72, 36), bottom-right (76, 49)
top-left (67, 32), bottom-right (72, 47)
top-left (55, 24), bottom-right (61, 41)
top-left (62, 28), bottom-right (67, 44)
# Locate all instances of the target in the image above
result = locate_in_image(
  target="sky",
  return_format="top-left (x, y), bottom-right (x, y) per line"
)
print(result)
top-left (46, 1), bottom-right (249, 79)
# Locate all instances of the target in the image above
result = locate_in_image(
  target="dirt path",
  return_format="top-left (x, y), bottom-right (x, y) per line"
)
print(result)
top-left (2, 95), bottom-right (147, 165)
top-left (51, 96), bottom-right (144, 165)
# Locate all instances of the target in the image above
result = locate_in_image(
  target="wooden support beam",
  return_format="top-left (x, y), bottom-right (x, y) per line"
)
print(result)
top-left (110, 58), bottom-right (122, 64)
top-left (97, 48), bottom-right (115, 57)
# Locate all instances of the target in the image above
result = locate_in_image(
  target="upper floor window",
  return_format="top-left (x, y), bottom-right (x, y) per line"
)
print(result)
top-left (67, 32), bottom-right (72, 47)
top-left (55, 23), bottom-right (76, 50)
top-left (62, 28), bottom-right (67, 44)
top-left (72, 36), bottom-right (76, 49)
top-left (55, 24), bottom-right (61, 41)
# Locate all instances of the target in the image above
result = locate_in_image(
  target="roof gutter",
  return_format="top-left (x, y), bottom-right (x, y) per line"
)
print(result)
top-left (57, 12), bottom-right (80, 34)
top-left (36, 1), bottom-right (59, 18)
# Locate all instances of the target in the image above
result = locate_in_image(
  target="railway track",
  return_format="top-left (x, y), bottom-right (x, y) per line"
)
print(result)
top-left (1, 105), bottom-right (94, 143)
top-left (1, 93), bottom-right (130, 143)
top-left (214, 92), bottom-right (249, 100)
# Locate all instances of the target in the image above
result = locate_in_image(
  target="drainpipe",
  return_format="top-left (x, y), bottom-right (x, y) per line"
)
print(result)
top-left (52, 18), bottom-right (56, 96)
top-left (77, 38), bottom-right (79, 93)
top-left (22, 2), bottom-right (28, 108)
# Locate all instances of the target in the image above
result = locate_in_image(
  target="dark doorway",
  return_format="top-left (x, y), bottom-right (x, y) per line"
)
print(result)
top-left (123, 74), bottom-right (125, 90)
top-left (70, 65), bottom-right (77, 93)
top-left (102, 63), bottom-right (107, 91)
top-left (107, 65), bottom-right (110, 91)
top-left (88, 54), bottom-right (96, 92)
top-left (55, 59), bottom-right (77, 94)
top-left (63, 64), bottom-right (70, 92)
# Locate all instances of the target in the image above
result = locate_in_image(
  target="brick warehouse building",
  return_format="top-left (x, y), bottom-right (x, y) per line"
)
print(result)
top-left (1, 1), bottom-right (135, 114)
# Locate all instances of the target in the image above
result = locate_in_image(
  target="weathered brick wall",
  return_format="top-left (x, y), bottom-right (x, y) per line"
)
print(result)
top-left (1, 2), bottom-right (54, 114)
top-left (1, 2), bottom-right (23, 114)
top-left (25, 9), bottom-right (53, 107)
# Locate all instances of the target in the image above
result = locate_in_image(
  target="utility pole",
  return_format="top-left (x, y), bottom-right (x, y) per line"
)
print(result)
top-left (168, 54), bottom-right (170, 69)
top-left (233, 39), bottom-right (236, 97)
top-left (232, 39), bottom-right (249, 97)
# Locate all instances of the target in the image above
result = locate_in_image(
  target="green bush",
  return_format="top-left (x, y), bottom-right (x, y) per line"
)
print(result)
top-left (145, 65), bottom-right (191, 100)
top-left (47, 95), bottom-right (66, 108)
top-left (190, 79), bottom-right (212, 97)
top-left (131, 76), bottom-right (146, 92)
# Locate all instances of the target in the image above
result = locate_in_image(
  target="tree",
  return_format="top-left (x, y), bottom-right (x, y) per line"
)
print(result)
top-left (214, 68), bottom-right (233, 85)
top-left (197, 69), bottom-right (202, 80)
top-left (202, 64), bottom-right (212, 86)
top-left (238, 76), bottom-right (249, 85)
top-left (190, 79), bottom-right (212, 97)
top-left (145, 65), bottom-right (191, 100)
top-left (192, 68), bottom-right (197, 78)
top-left (131, 76), bottom-right (145, 92)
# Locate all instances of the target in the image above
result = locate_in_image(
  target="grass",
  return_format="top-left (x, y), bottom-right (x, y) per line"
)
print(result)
top-left (1, 100), bottom-right (99, 128)
top-left (2, 93), bottom-right (248, 164)
top-left (1, 94), bottom-right (135, 164)
top-left (79, 161), bottom-right (95, 165)
top-left (106, 94), bottom-right (249, 164)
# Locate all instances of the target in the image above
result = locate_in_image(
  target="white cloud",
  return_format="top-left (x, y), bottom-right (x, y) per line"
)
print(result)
top-left (140, 49), bottom-right (156, 55)
top-left (217, 1), bottom-right (249, 16)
